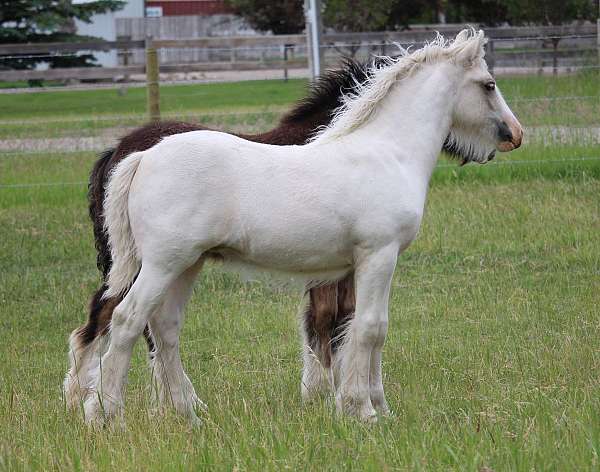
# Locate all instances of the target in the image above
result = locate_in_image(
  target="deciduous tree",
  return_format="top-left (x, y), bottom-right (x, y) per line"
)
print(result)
top-left (226, 0), bottom-right (306, 34)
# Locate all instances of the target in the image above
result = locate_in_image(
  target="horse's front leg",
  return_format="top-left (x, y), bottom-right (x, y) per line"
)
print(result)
top-left (369, 343), bottom-right (392, 416)
top-left (336, 244), bottom-right (398, 422)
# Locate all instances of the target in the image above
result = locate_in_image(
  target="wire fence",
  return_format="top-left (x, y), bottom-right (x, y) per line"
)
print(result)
top-left (0, 94), bottom-right (597, 128)
top-left (1, 156), bottom-right (599, 190)
top-left (1, 32), bottom-right (598, 83)
top-left (2, 34), bottom-right (596, 60)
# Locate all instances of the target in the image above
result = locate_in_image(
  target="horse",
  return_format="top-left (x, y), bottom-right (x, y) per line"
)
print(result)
top-left (82, 29), bottom-right (523, 425)
top-left (64, 56), bottom-right (460, 409)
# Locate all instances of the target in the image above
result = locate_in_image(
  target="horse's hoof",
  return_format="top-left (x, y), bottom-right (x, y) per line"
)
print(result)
top-left (301, 385), bottom-right (322, 404)
top-left (361, 411), bottom-right (378, 424)
top-left (84, 393), bottom-right (121, 427)
top-left (374, 402), bottom-right (393, 418)
top-left (191, 394), bottom-right (208, 413)
top-left (63, 377), bottom-right (84, 411)
top-left (336, 392), bottom-right (378, 423)
top-left (189, 415), bottom-right (203, 428)
top-left (84, 399), bottom-right (105, 426)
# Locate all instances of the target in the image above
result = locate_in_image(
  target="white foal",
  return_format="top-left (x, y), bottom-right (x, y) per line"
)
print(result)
top-left (83, 29), bottom-right (522, 425)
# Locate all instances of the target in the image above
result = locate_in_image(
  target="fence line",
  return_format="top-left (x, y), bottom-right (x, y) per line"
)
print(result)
top-left (2, 157), bottom-right (598, 189)
top-left (1, 34), bottom-right (597, 60)
top-left (2, 35), bottom-right (597, 59)
top-left (0, 95), bottom-right (597, 127)
top-left (1, 23), bottom-right (598, 86)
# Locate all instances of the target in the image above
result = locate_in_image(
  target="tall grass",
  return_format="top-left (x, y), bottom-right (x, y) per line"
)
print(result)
top-left (1, 75), bottom-right (599, 470)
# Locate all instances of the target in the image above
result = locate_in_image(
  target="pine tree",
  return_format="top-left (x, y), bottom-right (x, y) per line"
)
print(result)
top-left (0, 0), bottom-right (125, 70)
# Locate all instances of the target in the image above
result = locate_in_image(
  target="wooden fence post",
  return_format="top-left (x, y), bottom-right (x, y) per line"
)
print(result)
top-left (597, 14), bottom-right (600, 68)
top-left (146, 36), bottom-right (160, 122)
top-left (551, 37), bottom-right (560, 76)
top-left (283, 44), bottom-right (289, 82)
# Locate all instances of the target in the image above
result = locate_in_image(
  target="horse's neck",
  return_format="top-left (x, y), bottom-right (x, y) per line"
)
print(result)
top-left (348, 65), bottom-right (456, 180)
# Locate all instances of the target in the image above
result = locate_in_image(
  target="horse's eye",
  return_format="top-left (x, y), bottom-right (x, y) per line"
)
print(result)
top-left (484, 81), bottom-right (496, 91)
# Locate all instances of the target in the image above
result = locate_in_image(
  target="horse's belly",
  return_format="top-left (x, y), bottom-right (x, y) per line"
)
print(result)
top-left (225, 221), bottom-right (353, 274)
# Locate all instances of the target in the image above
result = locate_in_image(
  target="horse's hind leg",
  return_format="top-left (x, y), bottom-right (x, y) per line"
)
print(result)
top-left (83, 262), bottom-right (182, 425)
top-left (64, 288), bottom-right (157, 411)
top-left (301, 285), bottom-right (337, 402)
top-left (148, 260), bottom-right (205, 425)
top-left (330, 273), bottom-right (355, 387)
top-left (63, 285), bottom-right (119, 410)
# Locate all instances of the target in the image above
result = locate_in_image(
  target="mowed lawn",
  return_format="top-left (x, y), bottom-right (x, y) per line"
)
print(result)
top-left (1, 76), bottom-right (600, 470)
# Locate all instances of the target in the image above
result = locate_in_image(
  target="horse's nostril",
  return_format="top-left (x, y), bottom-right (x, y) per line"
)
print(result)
top-left (497, 121), bottom-right (513, 143)
top-left (511, 129), bottom-right (523, 149)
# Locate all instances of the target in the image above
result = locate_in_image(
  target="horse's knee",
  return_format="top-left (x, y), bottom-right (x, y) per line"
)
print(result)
top-left (354, 315), bottom-right (385, 347)
top-left (110, 302), bottom-right (145, 350)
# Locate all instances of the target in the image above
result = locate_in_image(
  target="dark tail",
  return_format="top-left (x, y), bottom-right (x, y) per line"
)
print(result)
top-left (67, 148), bottom-right (153, 359)
top-left (88, 147), bottom-right (116, 279)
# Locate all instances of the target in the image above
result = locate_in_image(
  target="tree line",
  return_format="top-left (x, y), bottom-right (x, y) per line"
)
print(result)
top-left (227, 0), bottom-right (598, 34)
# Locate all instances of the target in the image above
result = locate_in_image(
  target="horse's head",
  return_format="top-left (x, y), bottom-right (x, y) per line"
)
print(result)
top-left (444, 29), bottom-right (523, 164)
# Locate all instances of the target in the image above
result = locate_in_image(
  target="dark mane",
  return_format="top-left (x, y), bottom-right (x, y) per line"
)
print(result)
top-left (281, 57), bottom-right (388, 125)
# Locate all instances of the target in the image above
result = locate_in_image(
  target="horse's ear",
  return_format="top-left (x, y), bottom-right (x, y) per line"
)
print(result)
top-left (454, 29), bottom-right (486, 68)
top-left (453, 29), bottom-right (471, 45)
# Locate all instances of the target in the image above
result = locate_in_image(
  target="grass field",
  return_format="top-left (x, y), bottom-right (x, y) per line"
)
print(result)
top-left (1, 75), bottom-right (600, 470)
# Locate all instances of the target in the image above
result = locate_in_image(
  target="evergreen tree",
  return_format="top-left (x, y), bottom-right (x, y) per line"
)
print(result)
top-left (0, 0), bottom-right (124, 70)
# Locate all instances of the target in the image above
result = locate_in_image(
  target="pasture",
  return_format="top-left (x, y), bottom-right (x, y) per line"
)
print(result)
top-left (1, 73), bottom-right (600, 470)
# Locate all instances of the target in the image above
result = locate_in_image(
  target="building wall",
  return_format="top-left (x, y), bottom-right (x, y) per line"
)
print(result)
top-left (117, 15), bottom-right (259, 64)
top-left (74, 0), bottom-right (145, 67)
top-left (146, 0), bottom-right (232, 16)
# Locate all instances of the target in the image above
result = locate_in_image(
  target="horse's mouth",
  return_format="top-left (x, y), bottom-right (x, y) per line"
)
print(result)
top-left (460, 150), bottom-right (496, 166)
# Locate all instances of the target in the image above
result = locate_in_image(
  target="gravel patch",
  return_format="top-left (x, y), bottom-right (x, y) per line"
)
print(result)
top-left (1, 126), bottom-right (599, 154)
top-left (0, 136), bottom-right (117, 153)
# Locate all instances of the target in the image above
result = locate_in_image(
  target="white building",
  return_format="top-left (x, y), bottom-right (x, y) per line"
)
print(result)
top-left (74, 0), bottom-right (145, 67)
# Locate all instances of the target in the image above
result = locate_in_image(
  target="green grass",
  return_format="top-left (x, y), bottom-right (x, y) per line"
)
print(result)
top-left (0, 79), bottom-right (307, 120)
top-left (1, 76), bottom-right (600, 470)
top-left (1, 145), bottom-right (599, 470)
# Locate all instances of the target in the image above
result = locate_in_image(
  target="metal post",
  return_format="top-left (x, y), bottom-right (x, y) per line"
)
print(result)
top-left (305, 0), bottom-right (323, 80)
top-left (487, 39), bottom-right (495, 75)
top-left (597, 0), bottom-right (600, 68)
top-left (145, 36), bottom-right (160, 122)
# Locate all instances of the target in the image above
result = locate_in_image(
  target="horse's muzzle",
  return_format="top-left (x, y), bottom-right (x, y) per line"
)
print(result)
top-left (496, 119), bottom-right (523, 152)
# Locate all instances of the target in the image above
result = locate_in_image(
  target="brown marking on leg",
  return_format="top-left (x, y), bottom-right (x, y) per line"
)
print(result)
top-left (331, 273), bottom-right (355, 354)
top-left (71, 284), bottom-right (114, 348)
top-left (81, 287), bottom-right (154, 352)
top-left (306, 284), bottom-right (338, 368)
